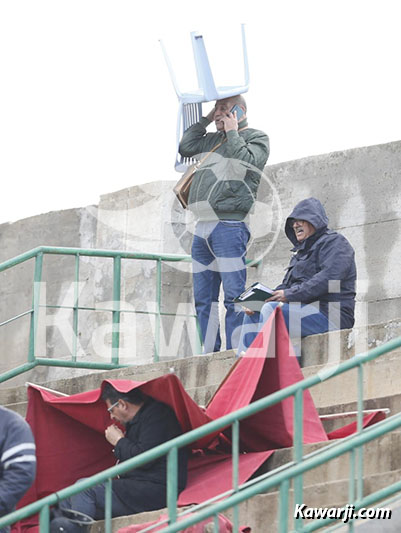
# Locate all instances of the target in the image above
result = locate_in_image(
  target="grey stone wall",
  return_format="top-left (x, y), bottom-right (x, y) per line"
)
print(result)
top-left (1, 140), bottom-right (400, 386)
top-left (0, 208), bottom-right (97, 383)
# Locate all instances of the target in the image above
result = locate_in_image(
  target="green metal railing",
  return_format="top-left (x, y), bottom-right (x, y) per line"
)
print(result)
top-left (1, 333), bottom-right (401, 532)
top-left (0, 246), bottom-right (200, 382)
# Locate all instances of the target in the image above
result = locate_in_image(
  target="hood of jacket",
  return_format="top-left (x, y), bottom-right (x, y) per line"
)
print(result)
top-left (285, 197), bottom-right (329, 246)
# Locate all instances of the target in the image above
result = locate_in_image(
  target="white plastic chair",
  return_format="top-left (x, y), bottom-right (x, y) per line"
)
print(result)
top-left (160, 24), bottom-right (249, 171)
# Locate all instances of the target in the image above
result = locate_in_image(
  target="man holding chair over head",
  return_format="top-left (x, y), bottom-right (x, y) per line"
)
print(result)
top-left (179, 95), bottom-right (269, 354)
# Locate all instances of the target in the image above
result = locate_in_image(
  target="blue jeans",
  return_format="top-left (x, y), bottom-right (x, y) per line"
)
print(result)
top-left (192, 221), bottom-right (250, 353)
top-left (236, 301), bottom-right (338, 357)
top-left (60, 482), bottom-right (132, 521)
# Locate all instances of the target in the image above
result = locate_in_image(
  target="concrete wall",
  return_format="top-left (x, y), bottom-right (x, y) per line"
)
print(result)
top-left (1, 140), bottom-right (400, 385)
top-left (0, 208), bottom-right (97, 383)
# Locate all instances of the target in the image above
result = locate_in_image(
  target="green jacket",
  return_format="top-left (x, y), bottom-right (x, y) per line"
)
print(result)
top-left (178, 117), bottom-right (269, 221)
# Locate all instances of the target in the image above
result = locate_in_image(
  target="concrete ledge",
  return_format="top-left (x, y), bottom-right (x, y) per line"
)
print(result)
top-left (301, 317), bottom-right (401, 367)
top-left (0, 350), bottom-right (236, 407)
top-left (318, 393), bottom-right (401, 434)
top-left (303, 348), bottom-right (401, 408)
top-left (2, 318), bottom-right (401, 415)
top-left (259, 432), bottom-right (401, 490)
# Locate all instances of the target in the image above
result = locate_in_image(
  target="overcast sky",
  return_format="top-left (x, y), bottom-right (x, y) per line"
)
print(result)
top-left (0, 0), bottom-right (400, 224)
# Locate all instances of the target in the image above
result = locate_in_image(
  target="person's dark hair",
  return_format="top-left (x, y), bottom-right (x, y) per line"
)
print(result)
top-left (101, 383), bottom-right (147, 406)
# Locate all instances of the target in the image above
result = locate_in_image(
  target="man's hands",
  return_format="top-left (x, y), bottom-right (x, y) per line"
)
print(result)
top-left (242, 290), bottom-right (287, 316)
top-left (220, 110), bottom-right (239, 132)
top-left (266, 290), bottom-right (287, 302)
top-left (206, 106), bottom-right (241, 132)
top-left (105, 424), bottom-right (124, 446)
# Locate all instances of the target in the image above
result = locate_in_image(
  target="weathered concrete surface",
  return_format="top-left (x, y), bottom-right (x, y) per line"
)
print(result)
top-left (1, 140), bottom-right (401, 383)
top-left (2, 317), bottom-right (401, 416)
top-left (303, 349), bottom-right (401, 408)
top-left (0, 207), bottom-right (97, 384)
top-left (92, 181), bottom-right (195, 363)
top-left (301, 318), bottom-right (401, 367)
top-left (318, 392), bottom-right (401, 434)
top-left (0, 350), bottom-right (236, 409)
top-left (261, 431), bottom-right (401, 489)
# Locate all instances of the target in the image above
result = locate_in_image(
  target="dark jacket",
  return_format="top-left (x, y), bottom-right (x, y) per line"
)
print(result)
top-left (178, 117), bottom-right (269, 221)
top-left (112, 398), bottom-right (188, 513)
top-left (276, 198), bottom-right (356, 329)
top-left (0, 406), bottom-right (36, 528)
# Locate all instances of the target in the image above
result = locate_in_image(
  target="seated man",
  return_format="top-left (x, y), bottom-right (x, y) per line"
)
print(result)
top-left (237, 197), bottom-right (356, 356)
top-left (58, 384), bottom-right (188, 522)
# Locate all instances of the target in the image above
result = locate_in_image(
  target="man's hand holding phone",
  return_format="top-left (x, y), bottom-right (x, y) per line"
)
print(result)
top-left (230, 104), bottom-right (244, 122)
top-left (221, 104), bottom-right (245, 132)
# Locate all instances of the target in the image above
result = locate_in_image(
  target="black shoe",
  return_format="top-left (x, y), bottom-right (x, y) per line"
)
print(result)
top-left (50, 507), bottom-right (94, 532)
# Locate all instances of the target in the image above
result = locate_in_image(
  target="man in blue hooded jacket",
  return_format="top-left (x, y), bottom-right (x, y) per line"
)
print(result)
top-left (237, 197), bottom-right (356, 355)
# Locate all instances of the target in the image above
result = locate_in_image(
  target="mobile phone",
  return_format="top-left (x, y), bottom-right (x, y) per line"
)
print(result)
top-left (230, 104), bottom-right (244, 121)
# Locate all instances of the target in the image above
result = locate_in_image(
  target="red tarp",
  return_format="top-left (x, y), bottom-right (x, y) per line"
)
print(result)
top-left (21, 377), bottom-right (273, 508)
top-left (16, 307), bottom-right (386, 531)
top-left (326, 410), bottom-right (387, 440)
top-left (206, 308), bottom-right (328, 450)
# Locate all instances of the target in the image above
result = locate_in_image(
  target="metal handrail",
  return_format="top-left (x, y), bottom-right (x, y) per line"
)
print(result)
top-left (0, 246), bottom-right (199, 383)
top-left (0, 245), bottom-right (259, 381)
top-left (1, 332), bottom-right (401, 532)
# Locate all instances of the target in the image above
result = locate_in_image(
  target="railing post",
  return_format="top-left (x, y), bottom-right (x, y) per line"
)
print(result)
top-left (348, 448), bottom-right (356, 533)
top-left (39, 503), bottom-right (50, 533)
top-left (167, 447), bottom-right (178, 524)
top-left (232, 420), bottom-right (240, 532)
top-left (278, 479), bottom-right (290, 533)
top-left (195, 316), bottom-right (203, 355)
top-left (154, 259), bottom-right (162, 362)
top-left (28, 252), bottom-right (43, 363)
top-left (104, 478), bottom-right (113, 533)
top-left (356, 364), bottom-right (364, 501)
top-left (349, 447), bottom-right (356, 502)
top-left (293, 388), bottom-right (304, 530)
top-left (213, 514), bottom-right (220, 531)
top-left (112, 255), bottom-right (121, 364)
top-left (72, 253), bottom-right (80, 362)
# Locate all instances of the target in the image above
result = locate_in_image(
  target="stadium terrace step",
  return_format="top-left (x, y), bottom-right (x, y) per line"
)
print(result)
top-left (302, 348), bottom-right (401, 409)
top-left (2, 319), bottom-right (401, 419)
top-left (318, 392), bottom-right (401, 434)
top-left (90, 467), bottom-right (401, 532)
top-left (5, 353), bottom-right (401, 419)
top-left (301, 317), bottom-right (401, 367)
top-left (0, 350), bottom-right (236, 414)
top-left (257, 430), bottom-right (401, 491)
top-left (2, 400), bottom-right (26, 417)
top-left (1, 316), bottom-right (400, 406)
